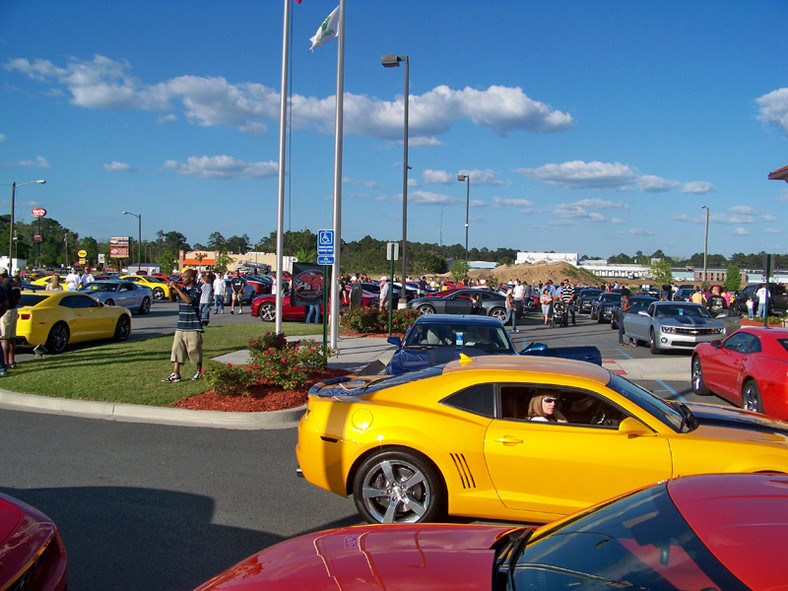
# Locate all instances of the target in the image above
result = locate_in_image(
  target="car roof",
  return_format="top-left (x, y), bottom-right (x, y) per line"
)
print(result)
top-left (441, 354), bottom-right (610, 384)
top-left (412, 314), bottom-right (505, 327)
top-left (667, 473), bottom-right (788, 590)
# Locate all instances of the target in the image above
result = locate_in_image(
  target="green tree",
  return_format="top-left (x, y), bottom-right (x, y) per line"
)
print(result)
top-left (649, 259), bottom-right (673, 285)
top-left (725, 265), bottom-right (742, 292)
top-left (225, 234), bottom-right (250, 254)
top-left (157, 251), bottom-right (177, 274)
top-left (207, 232), bottom-right (226, 251)
top-left (450, 260), bottom-right (469, 282)
top-left (213, 251), bottom-right (233, 274)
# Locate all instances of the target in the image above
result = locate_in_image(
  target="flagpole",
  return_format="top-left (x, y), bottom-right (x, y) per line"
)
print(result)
top-left (329, 0), bottom-right (345, 350)
top-left (275, 0), bottom-right (291, 334)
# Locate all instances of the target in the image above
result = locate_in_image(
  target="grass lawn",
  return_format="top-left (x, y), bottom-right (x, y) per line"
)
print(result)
top-left (2, 322), bottom-right (326, 406)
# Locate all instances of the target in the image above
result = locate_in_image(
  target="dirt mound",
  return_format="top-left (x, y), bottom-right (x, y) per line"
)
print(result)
top-left (470, 261), bottom-right (601, 286)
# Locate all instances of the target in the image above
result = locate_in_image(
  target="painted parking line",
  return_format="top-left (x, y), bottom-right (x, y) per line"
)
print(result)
top-left (656, 379), bottom-right (686, 401)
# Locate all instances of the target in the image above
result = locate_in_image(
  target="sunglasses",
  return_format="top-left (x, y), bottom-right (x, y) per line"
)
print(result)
top-left (543, 397), bottom-right (559, 403)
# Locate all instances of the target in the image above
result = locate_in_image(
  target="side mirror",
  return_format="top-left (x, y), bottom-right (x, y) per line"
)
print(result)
top-left (521, 342), bottom-right (547, 354)
top-left (387, 336), bottom-right (402, 348)
top-left (711, 340), bottom-right (723, 348)
top-left (638, 310), bottom-right (650, 317)
top-left (618, 417), bottom-right (652, 438)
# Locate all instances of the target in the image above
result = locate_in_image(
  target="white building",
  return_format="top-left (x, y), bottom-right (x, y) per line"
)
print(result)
top-left (516, 252), bottom-right (578, 266)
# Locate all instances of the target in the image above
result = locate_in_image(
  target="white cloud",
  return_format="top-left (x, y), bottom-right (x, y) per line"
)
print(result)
top-left (570, 198), bottom-right (629, 210)
top-left (671, 205), bottom-right (775, 225)
top-left (764, 227), bottom-right (781, 233)
top-left (457, 168), bottom-right (505, 185)
top-left (638, 175), bottom-right (680, 192)
top-left (618, 227), bottom-right (655, 236)
top-left (681, 181), bottom-right (716, 194)
top-left (401, 190), bottom-right (461, 206)
top-left (422, 169), bottom-right (453, 184)
top-left (518, 161), bottom-right (638, 189)
top-left (0, 134), bottom-right (6, 142)
top-left (610, 217), bottom-right (625, 224)
top-left (5, 55), bottom-right (575, 141)
top-left (104, 161), bottom-right (135, 172)
top-left (756, 88), bottom-right (788, 134)
top-left (492, 196), bottom-right (534, 208)
top-left (18, 156), bottom-right (51, 168)
top-left (732, 227), bottom-right (750, 235)
top-left (161, 155), bottom-right (277, 179)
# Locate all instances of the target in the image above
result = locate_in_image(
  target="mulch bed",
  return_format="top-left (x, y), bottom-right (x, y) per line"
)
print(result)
top-left (172, 367), bottom-right (350, 413)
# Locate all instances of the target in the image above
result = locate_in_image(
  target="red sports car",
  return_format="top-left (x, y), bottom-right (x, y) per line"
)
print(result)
top-left (192, 473), bottom-right (785, 590)
top-left (0, 492), bottom-right (67, 590)
top-left (692, 327), bottom-right (788, 418)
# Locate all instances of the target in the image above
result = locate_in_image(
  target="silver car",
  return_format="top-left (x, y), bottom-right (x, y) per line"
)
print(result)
top-left (623, 301), bottom-right (739, 354)
top-left (78, 280), bottom-right (152, 315)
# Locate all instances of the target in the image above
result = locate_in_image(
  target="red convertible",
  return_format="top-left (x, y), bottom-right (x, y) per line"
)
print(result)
top-left (692, 327), bottom-right (788, 419)
top-left (252, 289), bottom-right (377, 322)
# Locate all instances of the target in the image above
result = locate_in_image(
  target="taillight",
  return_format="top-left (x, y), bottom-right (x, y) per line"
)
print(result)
top-left (20, 313), bottom-right (31, 320)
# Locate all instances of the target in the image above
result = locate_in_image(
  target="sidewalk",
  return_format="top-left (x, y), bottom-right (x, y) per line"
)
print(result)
top-left (0, 336), bottom-right (395, 431)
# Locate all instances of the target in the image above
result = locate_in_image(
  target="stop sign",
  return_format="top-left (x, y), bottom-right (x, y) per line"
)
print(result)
top-left (31, 207), bottom-right (47, 218)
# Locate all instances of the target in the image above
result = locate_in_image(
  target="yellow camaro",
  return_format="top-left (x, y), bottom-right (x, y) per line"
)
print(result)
top-left (17, 291), bottom-right (132, 353)
top-left (119, 275), bottom-right (171, 300)
top-left (298, 355), bottom-right (788, 525)
top-left (30, 274), bottom-right (66, 288)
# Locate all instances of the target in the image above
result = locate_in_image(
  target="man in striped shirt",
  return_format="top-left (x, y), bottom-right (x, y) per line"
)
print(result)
top-left (162, 268), bottom-right (204, 382)
top-left (560, 280), bottom-right (576, 327)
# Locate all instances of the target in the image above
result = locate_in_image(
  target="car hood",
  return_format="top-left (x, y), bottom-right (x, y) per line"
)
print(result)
top-left (195, 524), bottom-right (514, 590)
top-left (656, 316), bottom-right (721, 327)
top-left (688, 403), bottom-right (788, 439)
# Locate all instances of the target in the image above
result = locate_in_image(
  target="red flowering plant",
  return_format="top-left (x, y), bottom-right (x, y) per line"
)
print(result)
top-left (202, 363), bottom-right (258, 397)
top-left (248, 334), bottom-right (334, 391)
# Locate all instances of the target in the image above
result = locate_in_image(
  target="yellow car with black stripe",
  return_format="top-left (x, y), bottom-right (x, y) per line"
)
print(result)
top-left (119, 275), bottom-right (171, 300)
top-left (17, 291), bottom-right (132, 353)
top-left (298, 355), bottom-right (788, 525)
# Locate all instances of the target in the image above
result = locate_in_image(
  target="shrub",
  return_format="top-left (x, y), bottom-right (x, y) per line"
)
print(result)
top-left (248, 331), bottom-right (288, 355)
top-left (248, 334), bottom-right (334, 389)
top-left (202, 362), bottom-right (258, 397)
top-left (341, 307), bottom-right (415, 334)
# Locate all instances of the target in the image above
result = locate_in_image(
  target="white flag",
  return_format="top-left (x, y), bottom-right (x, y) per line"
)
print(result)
top-left (309, 6), bottom-right (339, 51)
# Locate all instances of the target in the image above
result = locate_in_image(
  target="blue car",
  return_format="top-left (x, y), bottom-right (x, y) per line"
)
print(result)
top-left (385, 314), bottom-right (601, 375)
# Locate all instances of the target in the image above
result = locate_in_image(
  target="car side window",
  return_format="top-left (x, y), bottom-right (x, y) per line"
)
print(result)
top-left (498, 384), bottom-right (627, 429)
top-left (60, 294), bottom-right (99, 309)
top-left (442, 383), bottom-right (495, 418)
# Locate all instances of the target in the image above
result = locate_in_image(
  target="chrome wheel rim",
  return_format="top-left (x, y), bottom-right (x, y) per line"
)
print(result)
top-left (418, 306), bottom-right (434, 315)
top-left (742, 384), bottom-right (758, 412)
top-left (260, 304), bottom-right (276, 322)
top-left (360, 458), bottom-right (431, 524)
top-left (691, 358), bottom-right (702, 391)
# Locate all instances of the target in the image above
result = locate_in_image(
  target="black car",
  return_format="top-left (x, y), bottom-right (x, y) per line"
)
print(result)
top-left (590, 292), bottom-right (622, 323)
top-left (577, 288), bottom-right (602, 313)
top-left (407, 289), bottom-right (510, 322)
top-left (734, 282), bottom-right (788, 317)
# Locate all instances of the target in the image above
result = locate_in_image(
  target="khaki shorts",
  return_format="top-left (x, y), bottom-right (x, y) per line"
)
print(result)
top-left (170, 330), bottom-right (203, 365)
top-left (0, 309), bottom-right (18, 340)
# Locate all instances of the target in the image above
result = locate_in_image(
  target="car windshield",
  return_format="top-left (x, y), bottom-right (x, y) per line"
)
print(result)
top-left (655, 304), bottom-right (710, 318)
top-left (606, 373), bottom-right (683, 431)
top-left (501, 484), bottom-right (747, 590)
top-left (600, 294), bottom-right (621, 303)
top-left (82, 283), bottom-right (118, 292)
top-left (18, 294), bottom-right (48, 307)
top-left (404, 323), bottom-right (514, 352)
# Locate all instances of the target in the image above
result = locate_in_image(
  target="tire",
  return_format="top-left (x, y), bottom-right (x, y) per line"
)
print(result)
top-left (353, 448), bottom-right (444, 524)
top-left (138, 297), bottom-right (151, 315)
top-left (45, 322), bottom-right (69, 354)
top-left (114, 314), bottom-right (131, 341)
top-left (417, 305), bottom-right (436, 316)
top-left (742, 380), bottom-right (763, 413)
top-left (691, 355), bottom-right (710, 395)
top-left (649, 329), bottom-right (661, 354)
top-left (105, 299), bottom-right (115, 306)
top-left (153, 287), bottom-right (165, 300)
top-left (489, 307), bottom-right (506, 322)
top-left (258, 302), bottom-right (276, 322)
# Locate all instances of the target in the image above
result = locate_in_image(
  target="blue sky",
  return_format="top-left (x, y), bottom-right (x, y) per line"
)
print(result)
top-left (2, 0), bottom-right (787, 260)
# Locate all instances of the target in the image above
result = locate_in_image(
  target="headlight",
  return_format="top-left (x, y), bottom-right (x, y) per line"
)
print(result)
top-left (714, 327), bottom-right (724, 334)
top-left (661, 325), bottom-right (676, 334)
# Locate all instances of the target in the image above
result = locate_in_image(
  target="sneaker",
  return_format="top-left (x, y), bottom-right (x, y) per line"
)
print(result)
top-left (8, 363), bottom-right (16, 369)
top-left (162, 373), bottom-right (181, 383)
top-left (191, 371), bottom-right (201, 381)
top-left (230, 310), bottom-right (234, 314)
top-left (0, 369), bottom-right (6, 377)
top-left (239, 310), bottom-right (243, 314)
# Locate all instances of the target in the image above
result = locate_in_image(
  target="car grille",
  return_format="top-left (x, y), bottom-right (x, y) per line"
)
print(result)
top-left (450, 453), bottom-right (476, 489)
top-left (673, 327), bottom-right (716, 336)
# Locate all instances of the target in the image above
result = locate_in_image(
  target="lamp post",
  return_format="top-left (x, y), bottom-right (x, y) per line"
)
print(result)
top-left (457, 174), bottom-right (470, 263)
top-left (381, 54), bottom-right (409, 305)
top-left (702, 205), bottom-right (709, 284)
top-left (122, 211), bottom-right (142, 272)
top-left (8, 179), bottom-right (46, 275)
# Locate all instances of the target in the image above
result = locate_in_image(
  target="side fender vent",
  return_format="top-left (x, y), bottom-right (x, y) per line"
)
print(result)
top-left (450, 453), bottom-right (476, 489)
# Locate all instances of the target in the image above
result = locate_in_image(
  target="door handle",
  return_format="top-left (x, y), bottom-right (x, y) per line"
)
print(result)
top-left (497, 435), bottom-right (523, 445)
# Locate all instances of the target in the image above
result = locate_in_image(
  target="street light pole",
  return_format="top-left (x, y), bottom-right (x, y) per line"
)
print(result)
top-left (123, 211), bottom-right (142, 272)
top-left (8, 179), bottom-right (45, 275)
top-left (702, 205), bottom-right (709, 284)
top-left (382, 54), bottom-right (409, 305)
top-left (457, 174), bottom-right (470, 263)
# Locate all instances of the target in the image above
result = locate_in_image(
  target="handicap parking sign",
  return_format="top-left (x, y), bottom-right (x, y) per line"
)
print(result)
top-left (317, 229), bottom-right (334, 256)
